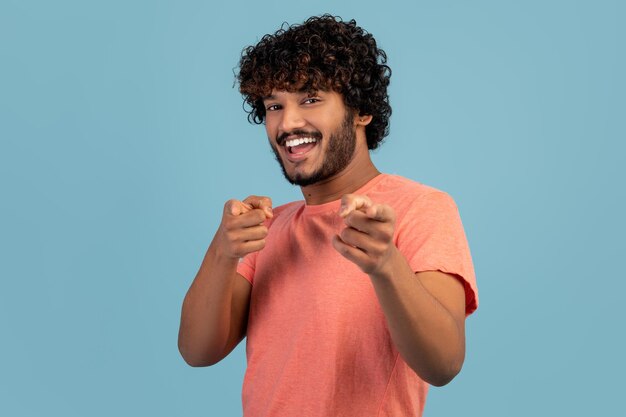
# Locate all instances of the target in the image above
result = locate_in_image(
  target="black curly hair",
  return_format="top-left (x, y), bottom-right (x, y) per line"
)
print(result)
top-left (237, 14), bottom-right (392, 150)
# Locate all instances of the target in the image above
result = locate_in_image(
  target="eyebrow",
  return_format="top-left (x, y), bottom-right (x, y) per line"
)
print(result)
top-left (262, 90), bottom-right (319, 101)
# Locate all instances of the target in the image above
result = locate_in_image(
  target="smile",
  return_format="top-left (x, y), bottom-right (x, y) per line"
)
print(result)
top-left (283, 137), bottom-right (319, 161)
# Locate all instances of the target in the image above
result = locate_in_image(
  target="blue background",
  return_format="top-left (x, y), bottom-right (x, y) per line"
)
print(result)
top-left (1, 0), bottom-right (624, 415)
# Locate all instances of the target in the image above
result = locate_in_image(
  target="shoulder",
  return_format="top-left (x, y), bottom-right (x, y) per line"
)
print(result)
top-left (371, 174), bottom-right (445, 198)
top-left (370, 174), bottom-right (457, 215)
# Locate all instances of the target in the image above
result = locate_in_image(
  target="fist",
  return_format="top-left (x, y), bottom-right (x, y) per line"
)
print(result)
top-left (332, 194), bottom-right (397, 276)
top-left (215, 195), bottom-right (273, 259)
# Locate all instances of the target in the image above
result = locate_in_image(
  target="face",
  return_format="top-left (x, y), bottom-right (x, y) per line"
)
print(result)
top-left (263, 90), bottom-right (357, 186)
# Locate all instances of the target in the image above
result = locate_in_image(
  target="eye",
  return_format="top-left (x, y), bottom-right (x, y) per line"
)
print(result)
top-left (265, 103), bottom-right (282, 111)
top-left (302, 97), bottom-right (320, 105)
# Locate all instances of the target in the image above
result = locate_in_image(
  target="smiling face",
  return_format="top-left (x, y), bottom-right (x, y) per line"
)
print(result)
top-left (264, 90), bottom-right (358, 186)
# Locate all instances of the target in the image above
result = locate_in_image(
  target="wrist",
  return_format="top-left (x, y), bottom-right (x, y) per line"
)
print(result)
top-left (207, 241), bottom-right (240, 268)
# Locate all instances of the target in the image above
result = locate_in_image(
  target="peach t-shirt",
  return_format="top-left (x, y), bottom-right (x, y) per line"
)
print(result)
top-left (237, 174), bottom-right (478, 417)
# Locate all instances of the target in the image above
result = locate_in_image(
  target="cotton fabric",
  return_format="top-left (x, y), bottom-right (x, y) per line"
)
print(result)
top-left (237, 174), bottom-right (478, 417)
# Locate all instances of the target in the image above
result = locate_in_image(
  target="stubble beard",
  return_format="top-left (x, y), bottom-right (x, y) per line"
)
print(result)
top-left (270, 112), bottom-right (357, 187)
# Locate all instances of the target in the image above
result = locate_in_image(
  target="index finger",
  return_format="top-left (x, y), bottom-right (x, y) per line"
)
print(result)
top-left (364, 204), bottom-right (395, 222)
top-left (339, 194), bottom-right (373, 218)
top-left (243, 195), bottom-right (273, 218)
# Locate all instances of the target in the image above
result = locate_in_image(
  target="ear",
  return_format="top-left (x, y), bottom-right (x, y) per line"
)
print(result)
top-left (355, 114), bottom-right (373, 126)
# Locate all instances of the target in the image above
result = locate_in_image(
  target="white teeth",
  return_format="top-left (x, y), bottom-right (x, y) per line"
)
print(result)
top-left (285, 137), bottom-right (318, 148)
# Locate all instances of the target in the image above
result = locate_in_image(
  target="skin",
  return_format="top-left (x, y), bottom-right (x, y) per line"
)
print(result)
top-left (178, 89), bottom-right (467, 386)
top-left (268, 96), bottom-right (357, 187)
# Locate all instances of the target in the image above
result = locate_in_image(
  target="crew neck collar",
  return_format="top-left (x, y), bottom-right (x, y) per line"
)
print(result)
top-left (301, 173), bottom-right (387, 215)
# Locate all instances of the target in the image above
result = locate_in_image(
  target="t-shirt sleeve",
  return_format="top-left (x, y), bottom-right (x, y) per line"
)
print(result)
top-left (395, 191), bottom-right (478, 315)
top-left (236, 249), bottom-right (257, 285)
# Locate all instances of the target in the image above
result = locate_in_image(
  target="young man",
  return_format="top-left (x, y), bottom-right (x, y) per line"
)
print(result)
top-left (178, 15), bottom-right (478, 417)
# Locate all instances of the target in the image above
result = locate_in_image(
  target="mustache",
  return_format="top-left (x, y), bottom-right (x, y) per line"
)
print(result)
top-left (276, 130), bottom-right (322, 146)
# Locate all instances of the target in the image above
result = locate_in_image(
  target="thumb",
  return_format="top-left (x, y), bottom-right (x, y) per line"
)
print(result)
top-left (243, 195), bottom-right (274, 219)
top-left (225, 199), bottom-right (252, 216)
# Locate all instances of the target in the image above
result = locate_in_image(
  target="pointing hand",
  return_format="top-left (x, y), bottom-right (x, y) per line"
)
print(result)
top-left (216, 195), bottom-right (273, 259)
top-left (332, 194), bottom-right (398, 276)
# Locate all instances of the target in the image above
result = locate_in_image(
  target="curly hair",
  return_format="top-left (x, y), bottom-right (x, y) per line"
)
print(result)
top-left (237, 14), bottom-right (392, 150)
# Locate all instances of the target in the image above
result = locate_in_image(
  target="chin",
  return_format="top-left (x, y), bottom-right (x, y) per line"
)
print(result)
top-left (286, 172), bottom-right (314, 186)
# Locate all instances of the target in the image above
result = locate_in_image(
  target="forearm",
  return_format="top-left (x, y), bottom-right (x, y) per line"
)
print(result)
top-left (178, 196), bottom-right (269, 366)
top-left (370, 248), bottom-right (465, 386)
top-left (178, 243), bottom-right (239, 366)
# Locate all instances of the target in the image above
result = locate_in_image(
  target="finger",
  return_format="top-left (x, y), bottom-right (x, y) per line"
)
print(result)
top-left (332, 235), bottom-right (371, 269)
top-left (233, 224), bottom-right (268, 242)
top-left (343, 210), bottom-right (394, 241)
top-left (338, 227), bottom-right (371, 251)
top-left (224, 199), bottom-right (253, 216)
top-left (343, 210), bottom-right (373, 233)
top-left (364, 204), bottom-right (395, 222)
top-left (243, 195), bottom-right (273, 218)
top-left (236, 239), bottom-right (266, 256)
top-left (231, 209), bottom-right (268, 228)
top-left (339, 226), bottom-right (379, 253)
top-left (339, 194), bottom-right (373, 218)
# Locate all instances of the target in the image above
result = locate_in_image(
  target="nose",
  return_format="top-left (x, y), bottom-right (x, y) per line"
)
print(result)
top-left (278, 104), bottom-right (306, 134)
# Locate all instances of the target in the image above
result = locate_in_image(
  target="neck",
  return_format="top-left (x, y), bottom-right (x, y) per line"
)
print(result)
top-left (300, 153), bottom-right (381, 205)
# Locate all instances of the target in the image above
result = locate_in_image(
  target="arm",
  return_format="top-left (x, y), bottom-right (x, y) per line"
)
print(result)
top-left (369, 254), bottom-right (466, 386)
top-left (177, 196), bottom-right (272, 367)
top-left (333, 195), bottom-right (467, 386)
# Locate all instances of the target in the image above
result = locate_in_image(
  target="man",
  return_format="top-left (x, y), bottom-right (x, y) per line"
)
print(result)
top-left (178, 15), bottom-right (478, 417)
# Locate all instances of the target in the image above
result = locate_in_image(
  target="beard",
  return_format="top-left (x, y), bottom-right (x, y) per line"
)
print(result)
top-left (269, 112), bottom-right (357, 187)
